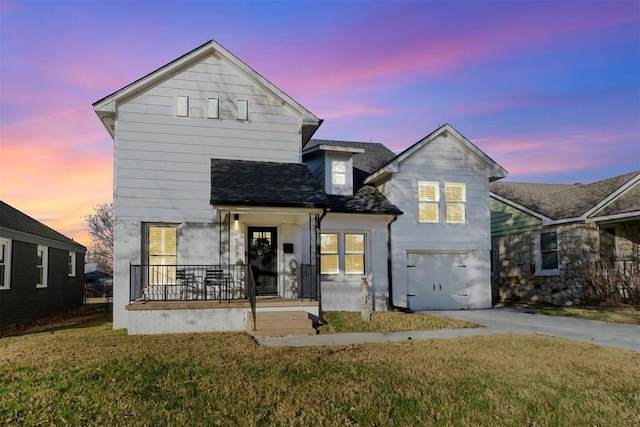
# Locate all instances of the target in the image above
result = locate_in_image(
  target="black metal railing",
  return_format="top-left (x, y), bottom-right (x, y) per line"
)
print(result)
top-left (299, 264), bottom-right (317, 300)
top-left (130, 264), bottom-right (251, 302)
top-left (246, 265), bottom-right (257, 330)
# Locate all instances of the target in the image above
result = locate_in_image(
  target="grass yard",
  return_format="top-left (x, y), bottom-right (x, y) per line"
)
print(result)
top-left (1, 316), bottom-right (639, 426)
top-left (318, 310), bottom-right (478, 333)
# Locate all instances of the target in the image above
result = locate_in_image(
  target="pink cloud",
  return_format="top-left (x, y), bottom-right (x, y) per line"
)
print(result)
top-left (0, 108), bottom-right (113, 247)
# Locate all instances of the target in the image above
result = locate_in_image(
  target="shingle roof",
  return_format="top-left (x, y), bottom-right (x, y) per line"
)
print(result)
top-left (490, 171), bottom-right (640, 220)
top-left (303, 139), bottom-right (401, 214)
top-left (327, 186), bottom-right (403, 215)
top-left (0, 200), bottom-right (86, 249)
top-left (210, 159), bottom-right (329, 208)
top-left (306, 139), bottom-right (396, 189)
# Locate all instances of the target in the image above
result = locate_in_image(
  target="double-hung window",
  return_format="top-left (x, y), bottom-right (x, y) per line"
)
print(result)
top-left (418, 181), bottom-right (439, 223)
top-left (331, 161), bottom-right (347, 186)
top-left (36, 245), bottom-right (48, 288)
top-left (320, 234), bottom-right (339, 275)
top-left (0, 238), bottom-right (10, 289)
top-left (321, 233), bottom-right (366, 275)
top-left (445, 182), bottom-right (466, 224)
top-left (537, 231), bottom-right (559, 275)
top-left (146, 225), bottom-right (177, 285)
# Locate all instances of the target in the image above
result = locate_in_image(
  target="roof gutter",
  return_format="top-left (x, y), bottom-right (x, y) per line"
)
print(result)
top-left (386, 213), bottom-right (411, 312)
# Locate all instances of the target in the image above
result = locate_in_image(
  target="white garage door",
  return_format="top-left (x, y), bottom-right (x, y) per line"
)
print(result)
top-left (407, 252), bottom-right (470, 310)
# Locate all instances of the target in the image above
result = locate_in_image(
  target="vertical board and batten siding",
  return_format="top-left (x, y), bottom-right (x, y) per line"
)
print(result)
top-left (114, 55), bottom-right (304, 223)
top-left (490, 198), bottom-right (543, 236)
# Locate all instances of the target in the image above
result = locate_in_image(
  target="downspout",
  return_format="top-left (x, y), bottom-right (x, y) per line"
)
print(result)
top-left (316, 208), bottom-right (327, 322)
top-left (387, 213), bottom-right (412, 312)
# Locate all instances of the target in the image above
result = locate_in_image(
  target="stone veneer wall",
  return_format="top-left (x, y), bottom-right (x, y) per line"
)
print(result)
top-left (491, 223), bottom-right (601, 305)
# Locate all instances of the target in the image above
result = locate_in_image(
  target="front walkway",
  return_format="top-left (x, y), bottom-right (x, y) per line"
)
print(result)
top-left (256, 307), bottom-right (640, 351)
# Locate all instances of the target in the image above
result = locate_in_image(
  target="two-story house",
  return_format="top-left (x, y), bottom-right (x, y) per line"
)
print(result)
top-left (94, 40), bottom-right (506, 335)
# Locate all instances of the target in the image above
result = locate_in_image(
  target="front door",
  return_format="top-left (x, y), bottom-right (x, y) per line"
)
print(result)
top-left (248, 227), bottom-right (278, 295)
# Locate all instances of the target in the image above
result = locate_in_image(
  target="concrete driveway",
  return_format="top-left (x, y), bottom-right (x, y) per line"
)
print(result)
top-left (256, 307), bottom-right (640, 351)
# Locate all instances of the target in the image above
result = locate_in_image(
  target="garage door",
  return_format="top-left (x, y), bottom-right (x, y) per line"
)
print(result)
top-left (407, 252), bottom-right (470, 310)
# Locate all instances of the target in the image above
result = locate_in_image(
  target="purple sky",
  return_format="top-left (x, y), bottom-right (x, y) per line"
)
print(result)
top-left (1, 0), bottom-right (639, 245)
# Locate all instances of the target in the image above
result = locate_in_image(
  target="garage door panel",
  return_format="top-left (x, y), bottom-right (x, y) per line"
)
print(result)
top-left (407, 252), bottom-right (470, 310)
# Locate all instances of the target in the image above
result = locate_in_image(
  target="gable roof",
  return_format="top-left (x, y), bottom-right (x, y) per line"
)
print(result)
top-left (490, 170), bottom-right (640, 222)
top-left (93, 40), bottom-right (322, 144)
top-left (0, 200), bottom-right (86, 251)
top-left (210, 159), bottom-right (329, 209)
top-left (364, 123), bottom-right (508, 185)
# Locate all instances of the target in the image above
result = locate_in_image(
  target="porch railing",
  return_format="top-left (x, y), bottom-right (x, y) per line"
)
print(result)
top-left (299, 264), bottom-right (318, 300)
top-left (130, 264), bottom-right (252, 303)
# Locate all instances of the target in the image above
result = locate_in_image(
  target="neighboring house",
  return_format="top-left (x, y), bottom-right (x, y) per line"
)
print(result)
top-left (93, 40), bottom-right (506, 335)
top-left (0, 200), bottom-right (86, 335)
top-left (490, 171), bottom-right (640, 305)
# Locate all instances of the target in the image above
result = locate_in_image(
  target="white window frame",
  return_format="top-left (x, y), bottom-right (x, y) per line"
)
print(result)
top-left (445, 182), bottom-right (467, 224)
top-left (177, 95), bottom-right (189, 117)
top-left (331, 160), bottom-right (347, 186)
top-left (320, 232), bottom-right (367, 276)
top-left (207, 97), bottom-right (219, 119)
top-left (418, 181), bottom-right (440, 223)
top-left (145, 224), bottom-right (178, 286)
top-left (237, 99), bottom-right (248, 121)
top-left (36, 245), bottom-right (48, 288)
top-left (0, 238), bottom-right (11, 290)
top-left (535, 231), bottom-right (559, 276)
top-left (68, 251), bottom-right (76, 277)
top-left (320, 233), bottom-right (339, 275)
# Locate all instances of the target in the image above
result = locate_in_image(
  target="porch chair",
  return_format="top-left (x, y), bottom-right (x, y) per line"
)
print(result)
top-left (178, 269), bottom-right (205, 301)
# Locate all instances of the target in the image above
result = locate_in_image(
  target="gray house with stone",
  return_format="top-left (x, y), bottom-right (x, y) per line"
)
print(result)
top-left (0, 200), bottom-right (86, 335)
top-left (490, 171), bottom-right (640, 305)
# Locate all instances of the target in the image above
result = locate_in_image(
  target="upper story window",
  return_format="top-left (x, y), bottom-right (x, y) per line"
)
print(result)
top-left (418, 181), bottom-right (439, 223)
top-left (36, 245), bottom-right (48, 288)
top-left (237, 99), bottom-right (248, 121)
top-left (536, 231), bottom-right (559, 275)
top-left (68, 252), bottom-right (76, 277)
top-left (0, 238), bottom-right (10, 290)
top-left (176, 95), bottom-right (189, 117)
top-left (207, 98), bottom-right (219, 119)
top-left (331, 160), bottom-right (347, 186)
top-left (445, 182), bottom-right (466, 224)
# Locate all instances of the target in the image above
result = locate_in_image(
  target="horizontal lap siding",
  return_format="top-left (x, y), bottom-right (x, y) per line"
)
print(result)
top-left (114, 55), bottom-right (303, 222)
top-left (490, 198), bottom-right (543, 236)
top-left (0, 242), bottom-right (84, 335)
top-left (384, 135), bottom-right (493, 251)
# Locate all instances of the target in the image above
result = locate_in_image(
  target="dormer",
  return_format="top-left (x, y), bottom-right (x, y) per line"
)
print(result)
top-left (302, 144), bottom-right (365, 196)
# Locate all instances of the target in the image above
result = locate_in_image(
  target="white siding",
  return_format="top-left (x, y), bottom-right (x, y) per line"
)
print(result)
top-left (320, 213), bottom-right (392, 311)
top-left (380, 133), bottom-right (494, 309)
top-left (114, 55), bottom-right (304, 222)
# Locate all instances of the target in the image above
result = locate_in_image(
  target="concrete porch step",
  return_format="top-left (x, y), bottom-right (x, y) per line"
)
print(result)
top-left (247, 310), bottom-right (316, 337)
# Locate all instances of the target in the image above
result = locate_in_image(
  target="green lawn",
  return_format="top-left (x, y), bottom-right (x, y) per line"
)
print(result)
top-left (318, 310), bottom-right (478, 333)
top-left (1, 316), bottom-right (639, 426)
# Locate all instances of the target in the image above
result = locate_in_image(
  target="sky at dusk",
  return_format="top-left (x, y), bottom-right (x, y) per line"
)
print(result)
top-left (1, 0), bottom-right (639, 248)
